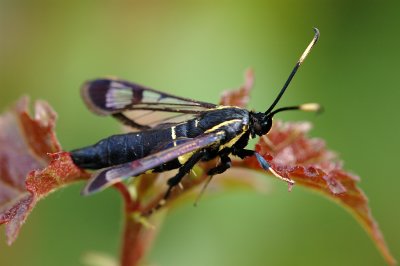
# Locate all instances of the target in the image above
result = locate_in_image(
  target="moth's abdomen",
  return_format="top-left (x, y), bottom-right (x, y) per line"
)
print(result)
top-left (71, 133), bottom-right (146, 169)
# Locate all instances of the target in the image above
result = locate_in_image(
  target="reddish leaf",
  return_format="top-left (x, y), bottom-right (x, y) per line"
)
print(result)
top-left (236, 120), bottom-right (396, 265)
top-left (0, 97), bottom-right (88, 244)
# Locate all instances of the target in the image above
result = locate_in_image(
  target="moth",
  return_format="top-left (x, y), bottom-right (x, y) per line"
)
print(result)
top-left (71, 29), bottom-right (320, 208)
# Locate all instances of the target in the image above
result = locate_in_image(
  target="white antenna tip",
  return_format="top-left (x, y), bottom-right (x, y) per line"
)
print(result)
top-left (299, 103), bottom-right (322, 113)
top-left (299, 28), bottom-right (320, 65)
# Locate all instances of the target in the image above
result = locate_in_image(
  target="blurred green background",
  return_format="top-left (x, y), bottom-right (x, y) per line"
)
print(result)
top-left (1, 1), bottom-right (399, 265)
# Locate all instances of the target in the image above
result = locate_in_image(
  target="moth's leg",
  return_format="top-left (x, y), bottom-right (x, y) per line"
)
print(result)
top-left (167, 151), bottom-right (205, 189)
top-left (254, 152), bottom-right (294, 186)
top-left (235, 149), bottom-right (272, 172)
top-left (233, 148), bottom-right (254, 159)
top-left (233, 148), bottom-right (294, 185)
top-left (193, 155), bottom-right (232, 206)
top-left (154, 150), bottom-right (205, 211)
top-left (207, 155), bottom-right (231, 176)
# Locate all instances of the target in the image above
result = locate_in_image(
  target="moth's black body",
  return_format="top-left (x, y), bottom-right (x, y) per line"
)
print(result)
top-left (71, 29), bottom-right (320, 201)
top-left (72, 106), bottom-right (250, 170)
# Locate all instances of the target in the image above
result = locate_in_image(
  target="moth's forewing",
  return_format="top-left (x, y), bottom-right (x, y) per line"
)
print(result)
top-left (82, 132), bottom-right (225, 195)
top-left (81, 78), bottom-right (217, 129)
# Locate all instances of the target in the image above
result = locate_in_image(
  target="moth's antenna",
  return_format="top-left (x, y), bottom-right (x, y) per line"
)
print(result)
top-left (265, 28), bottom-right (320, 115)
top-left (268, 103), bottom-right (322, 116)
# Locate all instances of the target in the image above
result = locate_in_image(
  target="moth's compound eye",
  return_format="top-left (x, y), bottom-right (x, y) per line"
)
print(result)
top-left (260, 116), bottom-right (273, 135)
top-left (254, 122), bottom-right (262, 134)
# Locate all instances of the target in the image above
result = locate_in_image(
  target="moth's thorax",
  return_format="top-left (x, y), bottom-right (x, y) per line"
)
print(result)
top-left (200, 107), bottom-right (249, 136)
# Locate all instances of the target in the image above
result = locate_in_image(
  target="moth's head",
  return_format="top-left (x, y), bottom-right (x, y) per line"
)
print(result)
top-left (251, 112), bottom-right (273, 137)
